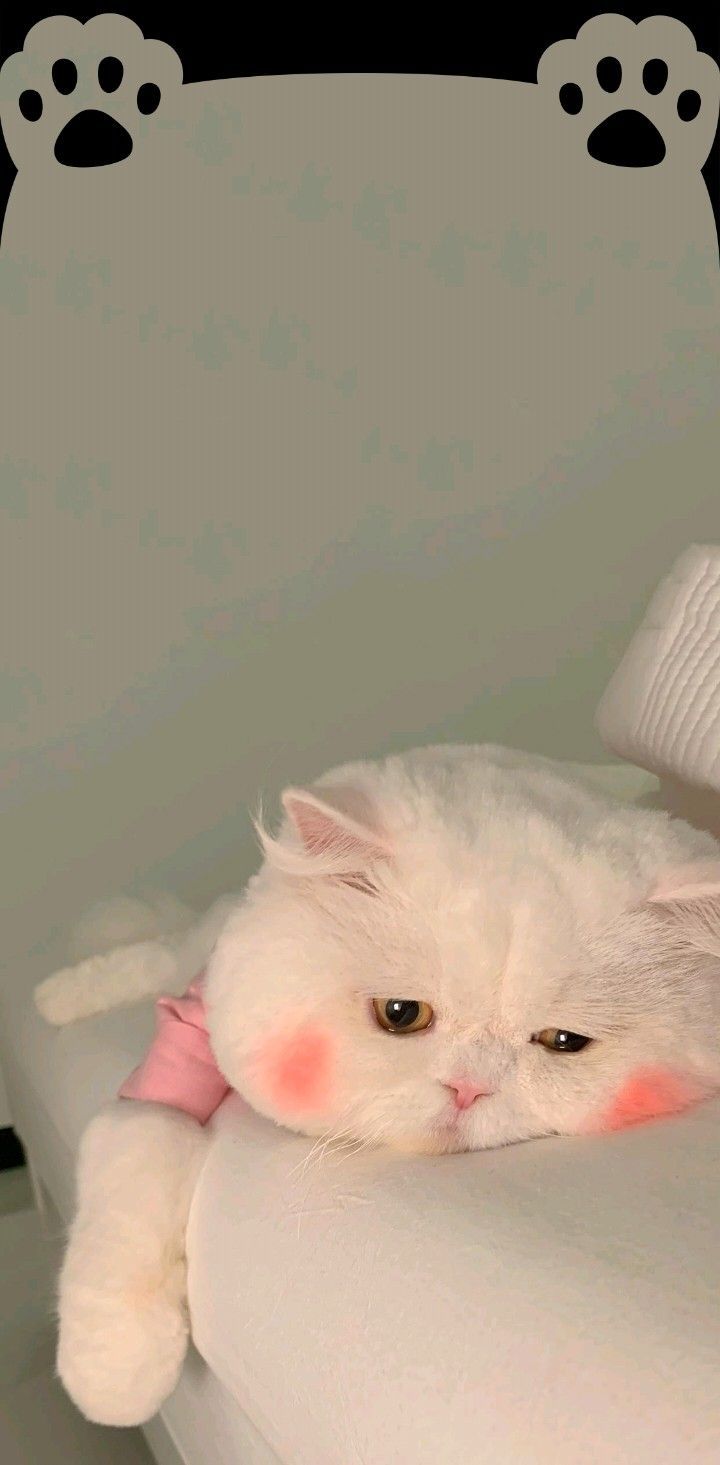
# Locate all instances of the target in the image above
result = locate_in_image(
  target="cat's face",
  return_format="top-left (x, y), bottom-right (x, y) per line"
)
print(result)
top-left (206, 750), bottom-right (720, 1154)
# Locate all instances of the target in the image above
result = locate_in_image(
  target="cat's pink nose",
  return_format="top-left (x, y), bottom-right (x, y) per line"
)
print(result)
top-left (443, 1080), bottom-right (492, 1110)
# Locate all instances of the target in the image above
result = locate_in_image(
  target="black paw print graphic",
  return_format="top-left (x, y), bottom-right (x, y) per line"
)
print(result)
top-left (562, 55), bottom-right (700, 167)
top-left (22, 59), bottom-right (162, 167)
top-left (538, 14), bottom-right (719, 173)
top-left (0, 14), bottom-right (182, 172)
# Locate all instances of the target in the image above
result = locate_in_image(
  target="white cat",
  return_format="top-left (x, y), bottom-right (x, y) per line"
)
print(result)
top-left (57, 745), bottom-right (720, 1425)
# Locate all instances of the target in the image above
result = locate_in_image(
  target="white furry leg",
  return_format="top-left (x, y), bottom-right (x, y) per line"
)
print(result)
top-left (57, 1101), bottom-right (210, 1426)
top-left (35, 939), bottom-right (185, 1025)
top-left (35, 893), bottom-right (239, 1026)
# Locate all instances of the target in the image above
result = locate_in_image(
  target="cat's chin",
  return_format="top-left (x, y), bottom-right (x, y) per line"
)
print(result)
top-left (384, 1134), bottom-right (452, 1156)
top-left (382, 1113), bottom-right (551, 1156)
top-left (383, 1126), bottom-right (476, 1157)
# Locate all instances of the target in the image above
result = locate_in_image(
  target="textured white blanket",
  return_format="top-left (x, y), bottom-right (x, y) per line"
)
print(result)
top-left (597, 544), bottom-right (720, 794)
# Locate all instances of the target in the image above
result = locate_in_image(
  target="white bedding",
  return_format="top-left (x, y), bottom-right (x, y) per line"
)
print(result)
top-left (189, 1093), bottom-right (720, 1465)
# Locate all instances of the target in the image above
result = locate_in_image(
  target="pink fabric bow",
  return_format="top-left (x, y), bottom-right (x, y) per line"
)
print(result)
top-left (118, 974), bottom-right (230, 1124)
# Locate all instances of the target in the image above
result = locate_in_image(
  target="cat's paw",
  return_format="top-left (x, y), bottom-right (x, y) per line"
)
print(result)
top-left (537, 14), bottom-right (719, 172)
top-left (57, 1255), bottom-right (189, 1426)
top-left (0, 13), bottom-right (182, 173)
top-left (56, 1101), bottom-right (209, 1424)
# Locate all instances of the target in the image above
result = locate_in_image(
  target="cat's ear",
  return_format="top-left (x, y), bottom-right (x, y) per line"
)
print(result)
top-left (647, 861), bottom-right (720, 905)
top-left (645, 861), bottom-right (720, 964)
top-left (257, 783), bottom-right (391, 888)
top-left (282, 785), bottom-right (389, 862)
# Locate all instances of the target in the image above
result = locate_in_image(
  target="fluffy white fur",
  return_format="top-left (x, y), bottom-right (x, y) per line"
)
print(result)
top-left (57, 1101), bottom-right (209, 1425)
top-left (68, 891), bottom-right (197, 962)
top-left (36, 894), bottom-right (236, 1026)
top-left (57, 745), bottom-right (720, 1425)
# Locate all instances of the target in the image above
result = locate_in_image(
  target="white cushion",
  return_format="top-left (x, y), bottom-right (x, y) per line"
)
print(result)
top-left (190, 1093), bottom-right (720, 1465)
top-left (5, 951), bottom-right (720, 1464)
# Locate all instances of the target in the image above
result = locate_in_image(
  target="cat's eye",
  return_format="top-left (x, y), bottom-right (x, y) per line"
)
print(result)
top-left (372, 999), bottom-right (434, 1034)
top-left (533, 1028), bottom-right (592, 1053)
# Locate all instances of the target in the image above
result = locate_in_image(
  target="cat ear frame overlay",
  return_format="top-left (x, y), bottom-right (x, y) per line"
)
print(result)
top-left (0, 12), bottom-right (717, 212)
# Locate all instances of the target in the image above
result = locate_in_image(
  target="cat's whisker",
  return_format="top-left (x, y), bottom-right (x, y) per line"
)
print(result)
top-left (290, 1121), bottom-right (365, 1237)
top-left (325, 1134), bottom-right (366, 1168)
top-left (288, 1118), bottom-right (358, 1182)
top-left (289, 1131), bottom-right (333, 1182)
top-left (332, 1139), bottom-right (369, 1167)
top-left (331, 1119), bottom-right (389, 1166)
top-left (308, 1124), bottom-right (360, 1176)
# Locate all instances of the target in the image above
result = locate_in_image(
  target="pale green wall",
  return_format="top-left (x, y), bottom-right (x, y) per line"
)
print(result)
top-left (1, 47), bottom-right (718, 955)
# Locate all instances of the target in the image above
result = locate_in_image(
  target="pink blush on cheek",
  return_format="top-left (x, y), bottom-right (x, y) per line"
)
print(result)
top-left (253, 1026), bottom-right (335, 1114)
top-left (592, 1068), bottom-right (700, 1134)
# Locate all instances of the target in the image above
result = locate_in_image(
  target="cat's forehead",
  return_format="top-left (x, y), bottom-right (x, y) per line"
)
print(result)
top-left (414, 872), bottom-right (580, 1016)
top-left (373, 825), bottom-right (639, 1022)
top-left (393, 810), bottom-right (636, 929)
